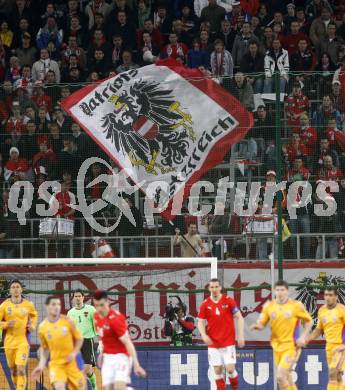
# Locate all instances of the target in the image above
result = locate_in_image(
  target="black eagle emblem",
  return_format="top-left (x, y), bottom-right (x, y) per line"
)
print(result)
top-left (296, 275), bottom-right (345, 328)
top-left (101, 80), bottom-right (195, 175)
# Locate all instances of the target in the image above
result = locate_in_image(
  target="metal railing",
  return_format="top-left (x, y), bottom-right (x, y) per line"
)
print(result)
top-left (1, 232), bottom-right (344, 262)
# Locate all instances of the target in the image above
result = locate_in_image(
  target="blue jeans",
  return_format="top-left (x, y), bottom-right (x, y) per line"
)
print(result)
top-left (288, 215), bottom-right (311, 259)
top-left (253, 78), bottom-right (264, 94)
top-left (0, 247), bottom-right (15, 259)
top-left (233, 138), bottom-right (258, 160)
top-left (316, 238), bottom-right (338, 259)
top-left (256, 237), bottom-right (278, 260)
top-left (123, 239), bottom-right (140, 258)
top-left (263, 77), bottom-right (287, 93)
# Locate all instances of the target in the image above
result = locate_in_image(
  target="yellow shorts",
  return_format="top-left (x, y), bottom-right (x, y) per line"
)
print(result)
top-left (48, 361), bottom-right (85, 390)
top-left (273, 348), bottom-right (298, 370)
top-left (5, 345), bottom-right (29, 368)
top-left (326, 345), bottom-right (345, 372)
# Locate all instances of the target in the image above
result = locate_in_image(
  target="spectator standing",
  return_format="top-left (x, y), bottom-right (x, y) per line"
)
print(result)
top-left (289, 39), bottom-right (316, 85)
top-left (153, 4), bottom-right (173, 36)
top-left (316, 52), bottom-right (337, 92)
top-left (330, 80), bottom-right (345, 113)
top-left (314, 183), bottom-right (339, 259)
top-left (85, 0), bottom-right (112, 31)
top-left (283, 133), bottom-right (307, 166)
top-left (163, 32), bottom-right (188, 62)
top-left (58, 136), bottom-right (80, 178)
top-left (174, 223), bottom-right (205, 257)
top-left (0, 213), bottom-right (13, 259)
top-left (200, 0), bottom-right (225, 34)
top-left (14, 32), bottom-right (37, 68)
top-left (88, 49), bottom-right (109, 78)
top-left (116, 50), bottom-right (139, 73)
top-left (187, 38), bottom-right (210, 69)
top-left (316, 22), bottom-right (344, 65)
top-left (215, 19), bottom-right (235, 52)
top-left (284, 82), bottom-right (310, 132)
top-left (32, 48), bottom-right (61, 83)
top-left (53, 107), bottom-right (71, 138)
top-left (240, 41), bottom-right (264, 93)
top-left (110, 35), bottom-right (125, 68)
top-left (228, 72), bottom-right (254, 112)
top-left (314, 138), bottom-right (339, 171)
top-left (4, 146), bottom-right (30, 182)
top-left (309, 7), bottom-right (333, 47)
top-left (108, 11), bottom-right (137, 50)
top-left (137, 19), bottom-right (163, 50)
top-left (36, 16), bottom-right (63, 50)
top-left (117, 196), bottom-right (143, 258)
top-left (5, 101), bottom-right (27, 146)
top-left (261, 26), bottom-right (274, 51)
top-left (263, 38), bottom-right (289, 93)
top-left (298, 114), bottom-right (318, 167)
top-left (210, 39), bottom-right (233, 77)
top-left (232, 22), bottom-right (259, 69)
top-left (62, 36), bottom-right (87, 71)
top-left (287, 173), bottom-right (312, 259)
top-left (317, 154), bottom-right (343, 180)
top-left (282, 21), bottom-right (310, 55)
top-left (19, 120), bottom-right (38, 161)
top-left (312, 94), bottom-right (342, 134)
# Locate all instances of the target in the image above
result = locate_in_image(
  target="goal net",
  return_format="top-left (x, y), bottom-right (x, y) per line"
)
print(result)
top-left (0, 258), bottom-right (217, 390)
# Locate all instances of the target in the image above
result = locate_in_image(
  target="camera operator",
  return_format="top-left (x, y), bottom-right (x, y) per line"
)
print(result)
top-left (164, 298), bottom-right (195, 347)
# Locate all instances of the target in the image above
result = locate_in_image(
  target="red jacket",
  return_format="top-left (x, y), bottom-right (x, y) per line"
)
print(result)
top-left (4, 158), bottom-right (30, 181)
top-left (53, 191), bottom-right (76, 219)
top-left (241, 0), bottom-right (259, 16)
top-left (163, 43), bottom-right (188, 60)
top-left (281, 32), bottom-right (310, 54)
top-left (137, 28), bottom-right (163, 49)
top-left (6, 117), bottom-right (26, 135)
top-left (32, 94), bottom-right (52, 113)
top-left (285, 93), bottom-right (309, 131)
top-left (285, 141), bottom-right (307, 163)
top-left (317, 166), bottom-right (343, 181)
top-left (32, 149), bottom-right (56, 167)
top-left (299, 126), bottom-right (317, 156)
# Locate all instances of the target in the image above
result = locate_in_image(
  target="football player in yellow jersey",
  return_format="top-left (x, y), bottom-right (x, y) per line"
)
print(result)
top-left (250, 280), bottom-right (313, 390)
top-left (32, 296), bottom-right (86, 390)
top-left (0, 279), bottom-right (38, 390)
top-left (308, 287), bottom-right (345, 390)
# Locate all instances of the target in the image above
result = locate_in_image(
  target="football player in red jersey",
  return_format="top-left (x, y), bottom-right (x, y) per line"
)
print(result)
top-left (198, 278), bottom-right (245, 390)
top-left (93, 290), bottom-right (146, 390)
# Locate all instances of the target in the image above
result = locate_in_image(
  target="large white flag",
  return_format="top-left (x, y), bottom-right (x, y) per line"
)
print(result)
top-left (61, 59), bottom-right (253, 218)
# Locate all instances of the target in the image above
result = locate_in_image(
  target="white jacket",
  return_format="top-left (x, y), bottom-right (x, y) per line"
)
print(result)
top-left (264, 48), bottom-right (289, 78)
top-left (32, 59), bottom-right (61, 83)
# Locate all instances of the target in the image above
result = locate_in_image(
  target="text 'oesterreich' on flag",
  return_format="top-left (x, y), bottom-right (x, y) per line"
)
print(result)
top-left (61, 59), bottom-right (253, 216)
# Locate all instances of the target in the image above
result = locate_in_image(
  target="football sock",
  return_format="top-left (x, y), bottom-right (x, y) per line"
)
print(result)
top-left (16, 374), bottom-right (26, 390)
top-left (11, 375), bottom-right (17, 387)
top-left (215, 376), bottom-right (226, 390)
top-left (87, 372), bottom-right (97, 390)
top-left (229, 370), bottom-right (239, 389)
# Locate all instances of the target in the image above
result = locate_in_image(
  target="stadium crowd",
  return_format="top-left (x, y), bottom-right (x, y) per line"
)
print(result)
top-left (0, 0), bottom-right (345, 259)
